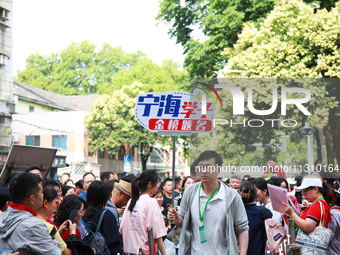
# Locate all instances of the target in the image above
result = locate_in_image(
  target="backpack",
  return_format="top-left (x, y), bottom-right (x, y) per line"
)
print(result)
top-left (260, 206), bottom-right (287, 255)
top-left (65, 233), bottom-right (94, 255)
top-left (83, 209), bottom-right (110, 255)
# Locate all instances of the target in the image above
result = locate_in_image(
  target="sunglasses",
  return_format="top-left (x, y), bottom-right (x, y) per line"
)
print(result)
top-left (301, 186), bottom-right (315, 194)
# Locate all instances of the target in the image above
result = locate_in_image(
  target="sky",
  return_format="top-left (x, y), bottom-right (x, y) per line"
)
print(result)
top-left (12, 0), bottom-right (185, 74)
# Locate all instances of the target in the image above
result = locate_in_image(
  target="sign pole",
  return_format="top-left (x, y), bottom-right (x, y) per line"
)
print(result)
top-left (171, 135), bottom-right (176, 208)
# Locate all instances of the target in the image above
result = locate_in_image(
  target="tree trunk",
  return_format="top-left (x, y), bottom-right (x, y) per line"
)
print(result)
top-left (314, 129), bottom-right (322, 163)
top-left (333, 122), bottom-right (340, 166)
top-left (140, 143), bottom-right (153, 172)
top-left (323, 124), bottom-right (335, 167)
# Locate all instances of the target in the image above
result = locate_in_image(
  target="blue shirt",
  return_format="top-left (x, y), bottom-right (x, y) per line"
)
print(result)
top-left (245, 203), bottom-right (273, 255)
top-left (78, 190), bottom-right (87, 202)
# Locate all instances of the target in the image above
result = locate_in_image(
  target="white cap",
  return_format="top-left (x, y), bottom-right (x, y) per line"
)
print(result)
top-left (296, 177), bottom-right (323, 192)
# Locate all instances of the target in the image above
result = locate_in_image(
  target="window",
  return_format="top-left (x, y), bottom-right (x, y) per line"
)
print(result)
top-left (26, 136), bottom-right (40, 146)
top-left (118, 145), bottom-right (125, 160)
top-left (150, 149), bottom-right (162, 163)
top-left (52, 135), bottom-right (67, 150)
top-left (98, 150), bottom-right (104, 158)
top-left (29, 105), bottom-right (34, 112)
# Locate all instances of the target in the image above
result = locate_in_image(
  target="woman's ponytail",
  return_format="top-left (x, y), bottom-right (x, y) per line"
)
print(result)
top-left (128, 177), bottom-right (141, 212)
top-left (240, 182), bottom-right (256, 205)
top-left (319, 182), bottom-right (335, 205)
top-left (128, 170), bottom-right (159, 212)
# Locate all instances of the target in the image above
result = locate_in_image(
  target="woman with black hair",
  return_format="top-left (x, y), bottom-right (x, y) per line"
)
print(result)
top-left (272, 176), bottom-right (300, 213)
top-left (240, 182), bottom-right (272, 255)
top-left (120, 170), bottom-right (167, 255)
top-left (53, 194), bottom-right (85, 241)
top-left (62, 185), bottom-right (76, 198)
top-left (82, 181), bottom-right (122, 255)
top-left (37, 187), bottom-right (76, 255)
top-left (254, 178), bottom-right (288, 234)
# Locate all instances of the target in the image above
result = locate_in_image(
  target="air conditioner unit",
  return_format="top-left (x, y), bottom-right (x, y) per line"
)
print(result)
top-left (0, 9), bottom-right (8, 21)
top-left (0, 55), bottom-right (7, 66)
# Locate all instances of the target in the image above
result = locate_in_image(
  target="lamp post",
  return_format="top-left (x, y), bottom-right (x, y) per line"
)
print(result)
top-left (299, 123), bottom-right (314, 175)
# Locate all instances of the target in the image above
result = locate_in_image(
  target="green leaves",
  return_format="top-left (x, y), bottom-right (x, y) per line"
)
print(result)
top-left (157, 0), bottom-right (276, 78)
top-left (15, 41), bottom-right (187, 96)
top-left (85, 82), bottom-right (154, 154)
top-left (222, 0), bottom-right (340, 78)
top-left (108, 59), bottom-right (187, 94)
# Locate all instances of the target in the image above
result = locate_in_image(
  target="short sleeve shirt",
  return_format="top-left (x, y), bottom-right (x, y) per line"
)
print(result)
top-left (182, 182), bottom-right (228, 255)
top-left (120, 194), bottom-right (167, 254)
top-left (300, 199), bottom-right (331, 227)
top-left (42, 220), bottom-right (67, 252)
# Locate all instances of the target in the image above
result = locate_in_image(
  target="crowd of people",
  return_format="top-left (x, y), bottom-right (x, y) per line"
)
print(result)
top-left (0, 151), bottom-right (339, 255)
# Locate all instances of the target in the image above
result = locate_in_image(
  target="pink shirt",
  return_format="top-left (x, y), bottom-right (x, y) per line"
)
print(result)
top-left (120, 194), bottom-right (167, 254)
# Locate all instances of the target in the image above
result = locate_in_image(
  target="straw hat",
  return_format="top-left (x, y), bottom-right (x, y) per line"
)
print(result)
top-left (115, 180), bottom-right (132, 197)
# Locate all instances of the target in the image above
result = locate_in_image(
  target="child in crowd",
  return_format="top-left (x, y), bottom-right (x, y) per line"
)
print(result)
top-left (153, 188), bottom-right (171, 231)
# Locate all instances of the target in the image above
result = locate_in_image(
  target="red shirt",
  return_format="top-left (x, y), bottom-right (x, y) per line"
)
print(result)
top-left (300, 199), bottom-right (331, 227)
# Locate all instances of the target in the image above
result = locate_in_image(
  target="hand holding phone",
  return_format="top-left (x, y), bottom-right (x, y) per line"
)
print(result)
top-left (66, 209), bottom-right (78, 229)
top-left (50, 226), bottom-right (58, 239)
top-left (67, 219), bottom-right (77, 236)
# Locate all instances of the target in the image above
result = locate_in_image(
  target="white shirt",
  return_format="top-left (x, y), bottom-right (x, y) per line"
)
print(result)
top-left (265, 201), bottom-right (289, 234)
top-left (190, 182), bottom-right (228, 255)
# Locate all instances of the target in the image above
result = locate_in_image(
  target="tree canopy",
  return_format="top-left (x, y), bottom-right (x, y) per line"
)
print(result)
top-left (157, 0), bottom-right (277, 78)
top-left (222, 1), bottom-right (339, 78)
top-left (85, 82), bottom-right (156, 153)
top-left (218, 0), bottom-right (340, 166)
top-left (85, 82), bottom-right (180, 170)
top-left (15, 41), bottom-right (186, 95)
top-left (157, 0), bottom-right (338, 78)
top-left (102, 59), bottom-right (186, 94)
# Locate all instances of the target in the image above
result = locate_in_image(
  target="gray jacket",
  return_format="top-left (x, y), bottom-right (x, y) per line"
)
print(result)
top-left (178, 182), bottom-right (249, 255)
top-left (326, 208), bottom-right (340, 255)
top-left (105, 200), bottom-right (119, 226)
top-left (0, 207), bottom-right (61, 255)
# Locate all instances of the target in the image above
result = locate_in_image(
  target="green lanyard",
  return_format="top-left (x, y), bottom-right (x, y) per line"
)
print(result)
top-left (198, 182), bottom-right (220, 223)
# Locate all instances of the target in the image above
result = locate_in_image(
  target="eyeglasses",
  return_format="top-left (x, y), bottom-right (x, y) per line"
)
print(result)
top-left (301, 186), bottom-right (315, 195)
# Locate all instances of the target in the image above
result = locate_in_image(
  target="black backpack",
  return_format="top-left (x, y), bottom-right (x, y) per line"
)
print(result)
top-left (65, 234), bottom-right (94, 255)
top-left (83, 209), bottom-right (110, 255)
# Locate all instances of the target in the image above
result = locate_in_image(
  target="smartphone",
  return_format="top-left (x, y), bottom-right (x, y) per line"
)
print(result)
top-left (0, 248), bottom-right (14, 255)
top-left (66, 208), bottom-right (78, 229)
top-left (50, 226), bottom-right (58, 239)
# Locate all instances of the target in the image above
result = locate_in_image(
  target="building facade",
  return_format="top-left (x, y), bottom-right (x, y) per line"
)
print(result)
top-left (12, 81), bottom-right (188, 180)
top-left (0, 0), bottom-right (13, 167)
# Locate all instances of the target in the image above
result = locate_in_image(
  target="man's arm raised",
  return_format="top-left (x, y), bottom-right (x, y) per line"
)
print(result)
top-left (168, 208), bottom-right (183, 228)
